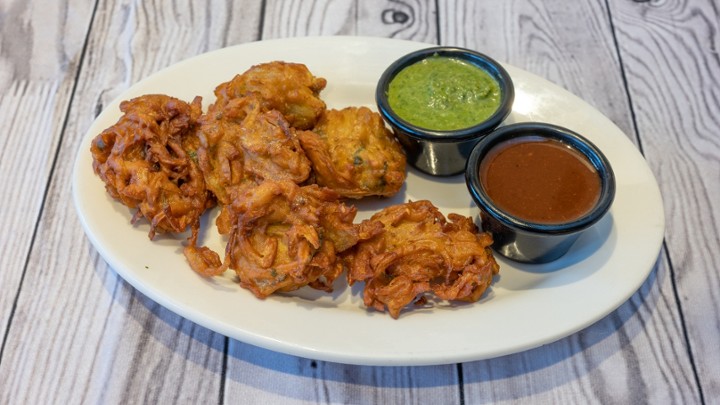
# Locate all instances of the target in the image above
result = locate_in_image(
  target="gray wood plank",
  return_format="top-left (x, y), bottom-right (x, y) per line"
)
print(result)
top-left (458, 255), bottom-right (697, 404)
top-left (440, 0), bottom-right (637, 140)
top-left (439, 0), bottom-right (700, 403)
top-left (226, 344), bottom-right (459, 404)
top-left (1, 0), bottom-right (711, 403)
top-left (0, 0), bottom-right (93, 348)
top-left (0, 0), bottom-right (262, 403)
top-left (222, 1), bottom-right (460, 403)
top-left (609, 0), bottom-right (720, 400)
top-left (261, 0), bottom-right (438, 42)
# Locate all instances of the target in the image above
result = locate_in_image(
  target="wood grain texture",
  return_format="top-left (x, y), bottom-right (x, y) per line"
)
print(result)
top-left (440, 0), bottom-right (637, 143)
top-left (226, 343), bottom-right (459, 404)
top-left (261, 0), bottom-right (438, 42)
top-left (0, 0), bottom-right (93, 348)
top-left (461, 256), bottom-right (698, 404)
top-left (0, 0), bottom-right (261, 403)
top-left (609, 0), bottom-right (720, 400)
top-left (439, 0), bottom-right (700, 403)
top-left (222, 2), bottom-right (461, 403)
top-left (0, 0), bottom-right (715, 402)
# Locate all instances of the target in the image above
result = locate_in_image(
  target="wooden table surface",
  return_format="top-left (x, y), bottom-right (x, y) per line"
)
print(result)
top-left (1, 0), bottom-right (717, 403)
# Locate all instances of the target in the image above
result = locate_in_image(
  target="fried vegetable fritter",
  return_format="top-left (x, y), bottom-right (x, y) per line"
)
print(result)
top-left (91, 61), bottom-right (500, 319)
top-left (196, 95), bottom-right (312, 207)
top-left (90, 94), bottom-right (212, 242)
top-left (185, 180), bottom-right (367, 297)
top-left (298, 107), bottom-right (406, 198)
top-left (344, 200), bottom-right (499, 318)
top-left (213, 61), bottom-right (327, 130)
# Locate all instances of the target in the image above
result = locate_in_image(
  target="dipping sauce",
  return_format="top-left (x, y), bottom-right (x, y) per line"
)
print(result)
top-left (480, 136), bottom-right (601, 224)
top-left (387, 55), bottom-right (501, 131)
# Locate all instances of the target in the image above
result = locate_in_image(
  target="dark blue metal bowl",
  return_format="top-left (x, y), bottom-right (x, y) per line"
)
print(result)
top-left (465, 122), bottom-right (616, 263)
top-left (376, 47), bottom-right (514, 176)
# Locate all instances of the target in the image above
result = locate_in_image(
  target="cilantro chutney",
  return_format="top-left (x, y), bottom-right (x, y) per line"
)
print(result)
top-left (387, 55), bottom-right (501, 131)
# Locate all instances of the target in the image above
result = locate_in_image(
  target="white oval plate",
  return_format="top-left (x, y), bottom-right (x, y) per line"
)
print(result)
top-left (72, 36), bottom-right (665, 366)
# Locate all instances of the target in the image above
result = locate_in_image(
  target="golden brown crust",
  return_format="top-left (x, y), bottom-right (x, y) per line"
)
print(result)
top-left (344, 200), bottom-right (499, 318)
top-left (213, 61), bottom-right (327, 130)
top-left (196, 95), bottom-right (312, 206)
top-left (298, 107), bottom-right (406, 198)
top-left (222, 180), bottom-right (361, 298)
top-left (90, 62), bottom-right (500, 318)
top-left (90, 94), bottom-right (212, 242)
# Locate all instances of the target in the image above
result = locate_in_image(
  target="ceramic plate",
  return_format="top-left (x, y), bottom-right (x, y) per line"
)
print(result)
top-left (72, 36), bottom-right (665, 366)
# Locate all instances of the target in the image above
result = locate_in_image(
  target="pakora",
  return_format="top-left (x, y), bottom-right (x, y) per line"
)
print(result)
top-left (212, 61), bottom-right (327, 130)
top-left (90, 94), bottom-right (212, 243)
top-left (90, 60), bottom-right (500, 319)
top-left (189, 180), bottom-right (365, 297)
top-left (344, 200), bottom-right (499, 318)
top-left (298, 107), bottom-right (406, 198)
top-left (196, 94), bottom-right (312, 208)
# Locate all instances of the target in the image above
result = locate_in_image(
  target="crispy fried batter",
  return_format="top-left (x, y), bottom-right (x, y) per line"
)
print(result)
top-left (344, 200), bottom-right (499, 319)
top-left (91, 62), bottom-right (501, 319)
top-left (225, 180), bottom-right (364, 297)
top-left (213, 61), bottom-right (327, 130)
top-left (90, 94), bottom-right (212, 242)
top-left (298, 107), bottom-right (407, 198)
top-left (196, 95), bottom-right (312, 207)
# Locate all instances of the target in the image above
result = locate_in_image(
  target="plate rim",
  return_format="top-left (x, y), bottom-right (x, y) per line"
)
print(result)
top-left (72, 36), bottom-right (665, 366)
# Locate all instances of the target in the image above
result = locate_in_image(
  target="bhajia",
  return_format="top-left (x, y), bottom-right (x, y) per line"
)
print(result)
top-left (90, 60), bottom-right (500, 319)
top-left (90, 94), bottom-right (212, 243)
top-left (191, 180), bottom-right (366, 297)
top-left (196, 95), bottom-right (312, 207)
top-left (344, 200), bottom-right (499, 318)
top-left (298, 107), bottom-right (406, 198)
top-left (212, 61), bottom-right (327, 130)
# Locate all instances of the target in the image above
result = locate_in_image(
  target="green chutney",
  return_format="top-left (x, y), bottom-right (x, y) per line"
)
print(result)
top-left (387, 55), bottom-right (501, 131)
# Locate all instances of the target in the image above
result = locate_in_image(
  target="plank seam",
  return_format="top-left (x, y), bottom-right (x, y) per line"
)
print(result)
top-left (604, 0), bottom-right (644, 152)
top-left (604, 1), bottom-right (705, 403)
top-left (663, 241), bottom-right (706, 404)
top-left (434, 2), bottom-right (463, 403)
top-left (456, 363), bottom-right (465, 405)
top-left (218, 336), bottom-right (228, 405)
top-left (216, 5), bottom-right (267, 403)
top-left (257, 0), bottom-right (268, 41)
top-left (434, 0), bottom-right (442, 45)
top-left (0, 0), bottom-right (102, 368)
